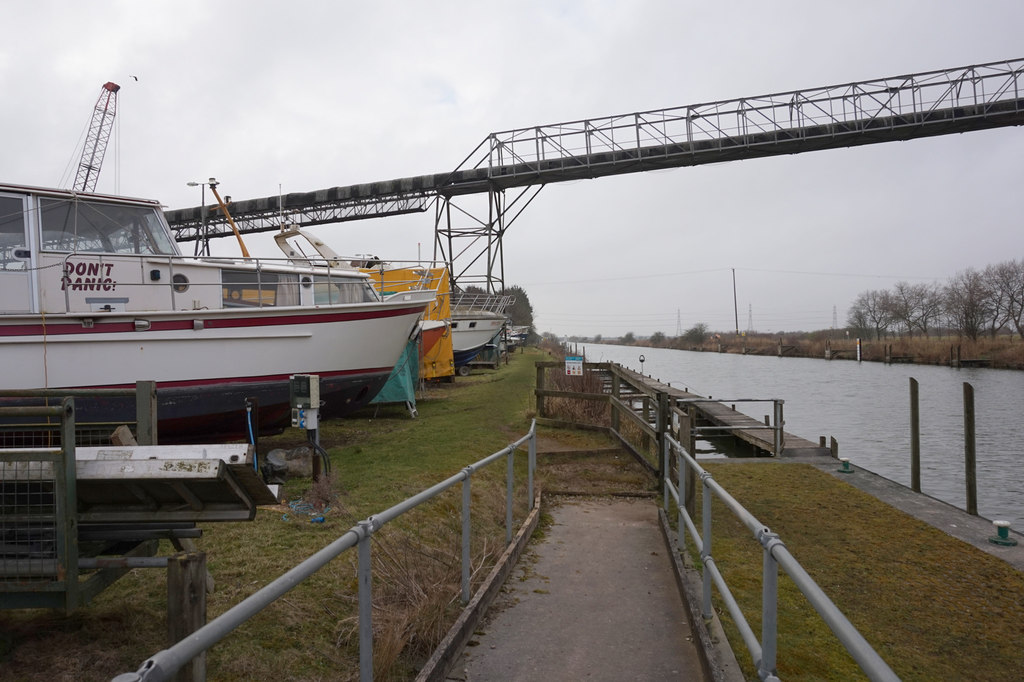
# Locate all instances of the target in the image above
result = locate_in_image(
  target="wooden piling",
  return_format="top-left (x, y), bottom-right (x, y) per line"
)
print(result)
top-left (910, 378), bottom-right (921, 493)
top-left (964, 382), bottom-right (977, 516)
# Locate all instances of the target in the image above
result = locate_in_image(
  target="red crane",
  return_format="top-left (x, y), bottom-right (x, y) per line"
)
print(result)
top-left (74, 81), bottom-right (120, 193)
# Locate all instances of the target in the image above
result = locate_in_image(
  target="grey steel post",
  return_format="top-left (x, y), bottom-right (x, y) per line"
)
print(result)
top-left (910, 378), bottom-right (921, 492)
top-left (701, 473), bottom-right (713, 619)
top-left (677, 448), bottom-right (685, 551)
top-left (358, 519), bottom-right (374, 682)
top-left (685, 406), bottom-right (696, 518)
top-left (506, 447), bottom-right (514, 546)
top-left (964, 382), bottom-right (977, 515)
top-left (135, 380), bottom-right (157, 445)
top-left (610, 372), bottom-right (620, 432)
top-left (528, 429), bottom-right (536, 510)
top-left (461, 473), bottom-right (472, 604)
top-left (772, 399), bottom-right (784, 456)
top-left (760, 532), bottom-right (780, 681)
top-left (657, 392), bottom-right (669, 505)
top-left (662, 436), bottom-right (670, 513)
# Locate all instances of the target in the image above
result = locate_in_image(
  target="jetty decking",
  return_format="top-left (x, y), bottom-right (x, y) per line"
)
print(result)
top-left (535, 361), bottom-right (829, 461)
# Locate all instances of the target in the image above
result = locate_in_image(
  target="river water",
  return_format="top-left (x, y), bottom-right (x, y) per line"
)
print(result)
top-left (582, 343), bottom-right (1024, 529)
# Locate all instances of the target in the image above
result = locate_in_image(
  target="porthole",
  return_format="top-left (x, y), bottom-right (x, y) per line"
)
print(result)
top-left (172, 273), bottom-right (190, 293)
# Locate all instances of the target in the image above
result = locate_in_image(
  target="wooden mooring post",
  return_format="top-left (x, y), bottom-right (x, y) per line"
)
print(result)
top-left (964, 382), bottom-right (977, 516)
top-left (910, 378), bottom-right (921, 493)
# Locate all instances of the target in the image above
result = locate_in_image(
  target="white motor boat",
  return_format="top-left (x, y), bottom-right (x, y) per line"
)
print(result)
top-left (0, 183), bottom-right (433, 443)
top-left (450, 292), bottom-right (511, 374)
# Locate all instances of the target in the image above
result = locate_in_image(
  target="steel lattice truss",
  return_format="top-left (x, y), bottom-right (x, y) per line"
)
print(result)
top-left (75, 82), bottom-right (120, 194)
top-left (455, 58), bottom-right (1024, 183)
top-left (165, 58), bottom-right (1024, 290)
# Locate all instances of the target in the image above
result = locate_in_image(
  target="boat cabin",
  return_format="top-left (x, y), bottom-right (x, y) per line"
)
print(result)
top-left (0, 183), bottom-right (379, 317)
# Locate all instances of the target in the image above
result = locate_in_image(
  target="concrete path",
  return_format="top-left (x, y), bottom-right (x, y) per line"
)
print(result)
top-left (452, 498), bottom-right (707, 681)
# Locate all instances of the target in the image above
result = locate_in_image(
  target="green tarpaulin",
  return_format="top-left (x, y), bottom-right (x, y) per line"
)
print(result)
top-left (370, 337), bottom-right (419, 416)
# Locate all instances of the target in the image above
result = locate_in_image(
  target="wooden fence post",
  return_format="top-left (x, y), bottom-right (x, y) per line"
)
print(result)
top-left (535, 363), bottom-right (546, 419)
top-left (610, 371), bottom-right (620, 432)
top-left (135, 380), bottom-right (157, 445)
top-left (168, 552), bottom-right (208, 682)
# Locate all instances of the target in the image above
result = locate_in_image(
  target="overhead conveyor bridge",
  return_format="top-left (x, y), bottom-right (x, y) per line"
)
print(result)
top-left (164, 58), bottom-right (1024, 285)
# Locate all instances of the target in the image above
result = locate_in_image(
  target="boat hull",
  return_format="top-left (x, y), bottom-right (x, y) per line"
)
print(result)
top-left (0, 297), bottom-right (428, 443)
top-left (450, 312), bottom-right (505, 368)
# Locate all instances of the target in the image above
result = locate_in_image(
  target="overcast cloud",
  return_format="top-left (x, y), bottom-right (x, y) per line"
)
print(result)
top-left (3, 1), bottom-right (1022, 337)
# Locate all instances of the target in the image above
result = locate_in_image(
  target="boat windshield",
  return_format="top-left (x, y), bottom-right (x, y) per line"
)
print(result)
top-left (39, 197), bottom-right (178, 255)
top-left (314, 275), bottom-right (379, 304)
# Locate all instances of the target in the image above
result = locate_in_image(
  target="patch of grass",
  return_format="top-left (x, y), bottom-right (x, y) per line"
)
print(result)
top-left (698, 461), bottom-right (1024, 681)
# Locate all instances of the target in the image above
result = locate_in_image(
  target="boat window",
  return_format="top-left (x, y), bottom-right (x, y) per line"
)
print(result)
top-left (0, 196), bottom-right (26, 271)
top-left (39, 197), bottom-right (177, 255)
top-left (222, 270), bottom-right (300, 307)
top-left (313, 276), bottom-right (379, 305)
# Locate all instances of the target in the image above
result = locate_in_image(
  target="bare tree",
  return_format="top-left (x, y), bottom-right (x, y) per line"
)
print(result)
top-left (848, 289), bottom-right (892, 340)
top-left (944, 268), bottom-right (992, 341)
top-left (986, 259), bottom-right (1024, 339)
top-left (846, 303), bottom-right (871, 339)
top-left (890, 281), bottom-right (943, 337)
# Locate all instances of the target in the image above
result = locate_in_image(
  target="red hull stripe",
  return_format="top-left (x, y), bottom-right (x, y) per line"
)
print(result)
top-left (66, 366), bottom-right (393, 391)
top-left (0, 305), bottom-right (426, 338)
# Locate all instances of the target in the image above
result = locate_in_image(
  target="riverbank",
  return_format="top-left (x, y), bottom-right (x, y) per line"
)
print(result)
top-left (597, 333), bottom-right (1024, 370)
top-left (2, 347), bottom-right (1021, 680)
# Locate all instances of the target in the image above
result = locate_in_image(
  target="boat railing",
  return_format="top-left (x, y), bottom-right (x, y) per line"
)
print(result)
top-left (451, 292), bottom-right (515, 314)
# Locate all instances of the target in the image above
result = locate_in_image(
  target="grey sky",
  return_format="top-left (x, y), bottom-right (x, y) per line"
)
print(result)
top-left (3, 1), bottom-right (1022, 337)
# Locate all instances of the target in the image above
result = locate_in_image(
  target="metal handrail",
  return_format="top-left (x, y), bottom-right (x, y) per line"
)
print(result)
top-left (662, 433), bottom-right (899, 681)
top-left (113, 420), bottom-right (537, 682)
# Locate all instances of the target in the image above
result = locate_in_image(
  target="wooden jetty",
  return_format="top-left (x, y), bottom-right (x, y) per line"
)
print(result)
top-left (949, 345), bottom-right (991, 368)
top-left (534, 360), bottom-right (830, 462)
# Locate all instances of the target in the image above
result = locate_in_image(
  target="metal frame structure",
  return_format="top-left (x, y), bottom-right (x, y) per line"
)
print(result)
top-left (75, 82), bottom-right (120, 193)
top-left (433, 185), bottom-right (544, 293)
top-left (164, 58), bottom-right (1024, 294)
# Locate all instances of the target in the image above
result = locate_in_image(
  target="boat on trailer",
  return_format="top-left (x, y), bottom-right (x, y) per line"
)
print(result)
top-left (449, 292), bottom-right (510, 376)
top-left (0, 183), bottom-right (433, 443)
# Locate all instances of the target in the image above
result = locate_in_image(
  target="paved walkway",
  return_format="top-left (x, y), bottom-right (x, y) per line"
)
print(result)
top-left (452, 498), bottom-right (707, 681)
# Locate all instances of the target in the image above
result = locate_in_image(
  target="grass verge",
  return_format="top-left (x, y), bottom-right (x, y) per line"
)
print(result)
top-left (697, 461), bottom-right (1024, 681)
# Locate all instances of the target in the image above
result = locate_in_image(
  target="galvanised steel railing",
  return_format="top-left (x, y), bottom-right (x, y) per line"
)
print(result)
top-left (662, 433), bottom-right (899, 681)
top-left (113, 420), bottom-right (537, 682)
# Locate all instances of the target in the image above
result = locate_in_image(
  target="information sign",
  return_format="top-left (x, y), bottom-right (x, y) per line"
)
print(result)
top-left (565, 356), bottom-right (584, 376)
